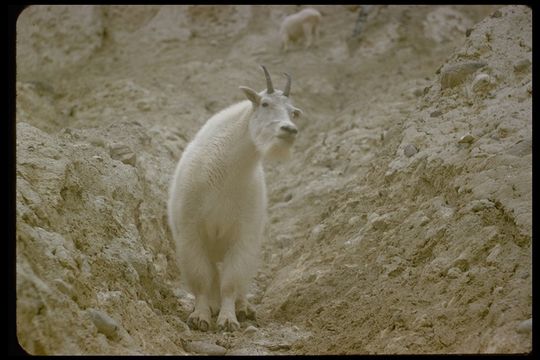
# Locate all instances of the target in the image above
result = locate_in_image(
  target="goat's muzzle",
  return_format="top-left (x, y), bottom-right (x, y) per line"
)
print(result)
top-left (277, 125), bottom-right (298, 142)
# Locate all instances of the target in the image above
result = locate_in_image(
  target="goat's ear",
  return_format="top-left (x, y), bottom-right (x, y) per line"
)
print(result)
top-left (239, 86), bottom-right (261, 105)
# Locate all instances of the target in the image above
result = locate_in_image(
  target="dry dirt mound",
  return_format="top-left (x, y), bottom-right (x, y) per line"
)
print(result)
top-left (15, 5), bottom-right (531, 355)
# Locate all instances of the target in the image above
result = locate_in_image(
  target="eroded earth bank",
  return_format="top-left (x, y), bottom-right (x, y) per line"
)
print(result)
top-left (16, 5), bottom-right (531, 354)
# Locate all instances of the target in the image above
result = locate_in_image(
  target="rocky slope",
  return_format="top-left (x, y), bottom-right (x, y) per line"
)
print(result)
top-left (15, 5), bottom-right (531, 354)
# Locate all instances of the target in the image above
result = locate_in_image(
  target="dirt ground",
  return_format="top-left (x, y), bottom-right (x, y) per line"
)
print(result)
top-left (15, 5), bottom-right (532, 355)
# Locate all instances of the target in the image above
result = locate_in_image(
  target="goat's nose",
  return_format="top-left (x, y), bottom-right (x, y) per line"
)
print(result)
top-left (280, 125), bottom-right (298, 135)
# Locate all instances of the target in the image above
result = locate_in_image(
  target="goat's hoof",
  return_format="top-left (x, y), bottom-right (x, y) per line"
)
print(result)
top-left (217, 316), bottom-right (240, 332)
top-left (187, 313), bottom-right (210, 332)
top-left (237, 304), bottom-right (256, 322)
top-left (237, 310), bottom-right (247, 322)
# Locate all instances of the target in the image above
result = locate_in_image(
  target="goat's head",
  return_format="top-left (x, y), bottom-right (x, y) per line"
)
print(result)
top-left (240, 65), bottom-right (303, 160)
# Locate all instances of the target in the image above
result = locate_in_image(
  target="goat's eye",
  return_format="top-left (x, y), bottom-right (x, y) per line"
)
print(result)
top-left (261, 102), bottom-right (269, 107)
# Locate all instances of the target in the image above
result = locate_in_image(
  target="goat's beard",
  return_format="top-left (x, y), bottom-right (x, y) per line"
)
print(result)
top-left (261, 138), bottom-right (294, 162)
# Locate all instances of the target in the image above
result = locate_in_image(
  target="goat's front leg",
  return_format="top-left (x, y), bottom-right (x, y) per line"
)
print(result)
top-left (303, 23), bottom-right (313, 48)
top-left (217, 241), bottom-right (259, 331)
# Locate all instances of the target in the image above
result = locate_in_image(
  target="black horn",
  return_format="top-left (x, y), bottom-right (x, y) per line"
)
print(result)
top-left (283, 72), bottom-right (291, 97)
top-left (261, 65), bottom-right (274, 94)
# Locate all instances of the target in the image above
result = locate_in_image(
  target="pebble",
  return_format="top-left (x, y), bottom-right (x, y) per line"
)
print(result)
top-left (447, 267), bottom-right (461, 279)
top-left (513, 59), bottom-right (531, 73)
top-left (516, 318), bottom-right (532, 334)
top-left (491, 9), bottom-right (502, 18)
top-left (492, 286), bottom-right (503, 296)
top-left (244, 325), bottom-right (258, 335)
top-left (470, 199), bottom-right (495, 212)
top-left (53, 278), bottom-right (74, 298)
top-left (430, 110), bottom-right (442, 117)
top-left (468, 302), bottom-right (489, 318)
top-left (458, 134), bottom-right (475, 144)
top-left (453, 255), bottom-right (470, 272)
top-left (136, 100), bottom-right (151, 111)
top-left (370, 213), bottom-right (389, 231)
top-left (183, 340), bottom-right (227, 355)
top-left (310, 224), bottom-right (325, 239)
top-left (87, 308), bottom-right (119, 340)
top-left (89, 137), bottom-right (106, 147)
top-left (440, 62), bottom-right (487, 89)
top-left (109, 143), bottom-right (137, 166)
top-left (471, 73), bottom-right (493, 93)
top-left (403, 144), bottom-right (418, 157)
top-left (486, 244), bottom-right (501, 264)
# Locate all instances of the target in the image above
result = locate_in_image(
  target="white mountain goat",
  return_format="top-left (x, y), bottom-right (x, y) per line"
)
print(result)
top-left (280, 7), bottom-right (322, 51)
top-left (168, 66), bottom-right (302, 331)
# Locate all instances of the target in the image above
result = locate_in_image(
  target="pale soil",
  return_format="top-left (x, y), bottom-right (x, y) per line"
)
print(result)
top-left (15, 5), bottom-right (531, 355)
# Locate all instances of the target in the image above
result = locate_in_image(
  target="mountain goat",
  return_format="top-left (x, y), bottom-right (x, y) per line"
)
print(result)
top-left (168, 66), bottom-right (302, 331)
top-left (280, 7), bottom-right (322, 51)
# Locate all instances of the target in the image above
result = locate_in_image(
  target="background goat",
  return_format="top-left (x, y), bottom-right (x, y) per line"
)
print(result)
top-left (280, 8), bottom-right (322, 51)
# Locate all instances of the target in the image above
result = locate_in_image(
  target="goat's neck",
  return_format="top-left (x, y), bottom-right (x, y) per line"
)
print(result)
top-left (225, 122), bottom-right (261, 177)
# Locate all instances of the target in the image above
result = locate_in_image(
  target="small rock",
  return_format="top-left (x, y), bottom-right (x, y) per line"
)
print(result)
top-left (470, 199), bottom-right (495, 212)
top-left (447, 267), bottom-right (461, 279)
top-left (430, 110), bottom-right (442, 118)
top-left (413, 88), bottom-right (424, 97)
top-left (492, 286), bottom-right (503, 296)
top-left (513, 59), bottom-right (531, 73)
top-left (87, 308), bottom-right (119, 340)
top-left (486, 245), bottom-right (501, 264)
top-left (453, 255), bottom-right (470, 272)
top-left (471, 73), bottom-right (493, 93)
top-left (458, 134), bottom-right (475, 144)
top-left (244, 325), bottom-right (258, 335)
top-left (516, 318), bottom-right (532, 334)
top-left (441, 62), bottom-right (487, 89)
top-left (370, 214), bottom-right (390, 231)
top-left (109, 143), bottom-right (136, 166)
top-left (275, 234), bottom-right (293, 248)
top-left (183, 340), bottom-right (227, 355)
top-left (53, 278), bottom-right (74, 298)
top-left (228, 347), bottom-right (271, 355)
top-left (469, 302), bottom-right (489, 318)
top-left (89, 137), bottom-right (106, 147)
top-left (266, 343), bottom-right (291, 351)
top-left (348, 215), bottom-right (361, 226)
top-left (310, 224), bottom-right (325, 239)
top-left (419, 216), bottom-right (430, 226)
top-left (403, 144), bottom-right (418, 157)
top-left (136, 100), bottom-right (151, 111)
top-left (283, 193), bottom-right (293, 202)
top-left (491, 9), bottom-right (502, 18)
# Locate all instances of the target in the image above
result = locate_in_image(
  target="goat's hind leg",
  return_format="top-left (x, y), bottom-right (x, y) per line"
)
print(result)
top-left (236, 294), bottom-right (256, 322)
